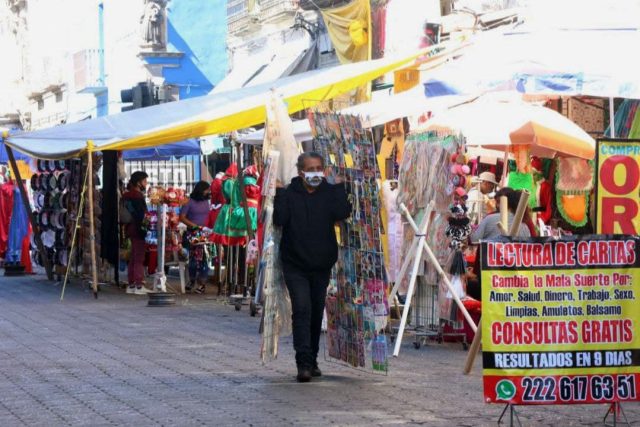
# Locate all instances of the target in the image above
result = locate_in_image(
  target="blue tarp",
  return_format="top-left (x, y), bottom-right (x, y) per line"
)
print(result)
top-left (0, 141), bottom-right (30, 163)
top-left (123, 139), bottom-right (201, 160)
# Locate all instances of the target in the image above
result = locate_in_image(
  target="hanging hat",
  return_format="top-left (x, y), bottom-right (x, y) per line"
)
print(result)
top-left (36, 174), bottom-right (46, 191)
top-left (37, 160), bottom-right (47, 173)
top-left (55, 192), bottom-right (69, 210)
top-left (55, 160), bottom-right (70, 172)
top-left (43, 192), bottom-right (54, 210)
top-left (51, 211), bottom-right (67, 230)
top-left (55, 229), bottom-right (68, 247)
top-left (57, 171), bottom-right (71, 191)
top-left (46, 160), bottom-right (57, 173)
top-left (41, 229), bottom-right (55, 248)
top-left (473, 171), bottom-right (498, 186)
top-left (34, 192), bottom-right (45, 210)
top-left (30, 174), bottom-right (39, 191)
top-left (47, 173), bottom-right (58, 192)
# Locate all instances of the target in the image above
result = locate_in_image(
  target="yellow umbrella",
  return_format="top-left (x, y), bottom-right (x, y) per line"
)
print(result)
top-left (424, 99), bottom-right (596, 159)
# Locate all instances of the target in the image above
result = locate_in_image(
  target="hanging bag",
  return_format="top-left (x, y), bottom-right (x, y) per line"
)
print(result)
top-left (119, 197), bottom-right (133, 224)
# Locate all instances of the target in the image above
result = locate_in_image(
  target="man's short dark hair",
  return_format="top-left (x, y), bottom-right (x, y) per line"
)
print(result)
top-left (296, 152), bottom-right (325, 171)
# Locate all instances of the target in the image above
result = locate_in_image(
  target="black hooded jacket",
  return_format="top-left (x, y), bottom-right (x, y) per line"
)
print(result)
top-left (274, 177), bottom-right (351, 271)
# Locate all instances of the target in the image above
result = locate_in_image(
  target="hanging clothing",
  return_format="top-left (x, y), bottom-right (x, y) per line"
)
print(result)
top-left (537, 179), bottom-right (553, 225)
top-left (211, 167), bottom-right (260, 246)
top-left (6, 186), bottom-right (28, 264)
top-left (0, 180), bottom-right (14, 258)
top-left (207, 173), bottom-right (225, 229)
top-left (320, 0), bottom-right (372, 64)
top-left (21, 222), bottom-right (32, 273)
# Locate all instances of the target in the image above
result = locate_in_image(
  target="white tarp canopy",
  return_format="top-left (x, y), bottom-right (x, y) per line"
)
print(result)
top-left (423, 24), bottom-right (640, 99)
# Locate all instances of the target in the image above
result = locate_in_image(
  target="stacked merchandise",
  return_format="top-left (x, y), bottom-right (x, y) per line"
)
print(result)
top-left (30, 159), bottom-right (80, 274)
top-left (145, 186), bottom-right (186, 274)
top-left (309, 111), bottom-right (390, 373)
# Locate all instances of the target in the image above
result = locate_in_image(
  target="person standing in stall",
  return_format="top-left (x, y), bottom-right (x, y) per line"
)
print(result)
top-left (466, 171), bottom-right (498, 223)
top-left (180, 181), bottom-right (212, 294)
top-left (123, 171), bottom-right (150, 295)
top-left (274, 152), bottom-right (351, 383)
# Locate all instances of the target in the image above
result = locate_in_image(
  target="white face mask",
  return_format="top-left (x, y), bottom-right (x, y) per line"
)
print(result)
top-left (303, 171), bottom-right (324, 187)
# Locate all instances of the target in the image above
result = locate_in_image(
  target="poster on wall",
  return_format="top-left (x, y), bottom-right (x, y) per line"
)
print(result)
top-left (309, 111), bottom-right (390, 373)
top-left (595, 139), bottom-right (640, 234)
top-left (481, 235), bottom-right (640, 405)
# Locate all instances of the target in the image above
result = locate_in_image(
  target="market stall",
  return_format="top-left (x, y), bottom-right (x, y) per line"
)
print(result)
top-left (390, 95), bottom-right (597, 354)
top-left (3, 44), bottom-right (456, 299)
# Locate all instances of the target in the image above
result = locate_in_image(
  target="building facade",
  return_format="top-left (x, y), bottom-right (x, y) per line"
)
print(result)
top-left (1, 0), bottom-right (227, 188)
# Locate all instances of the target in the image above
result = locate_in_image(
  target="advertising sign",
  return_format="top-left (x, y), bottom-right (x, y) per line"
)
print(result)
top-left (481, 235), bottom-right (640, 405)
top-left (596, 139), bottom-right (640, 234)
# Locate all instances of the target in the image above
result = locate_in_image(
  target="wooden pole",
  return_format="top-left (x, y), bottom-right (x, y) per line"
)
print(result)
top-left (86, 141), bottom-right (99, 298)
top-left (4, 142), bottom-right (54, 280)
top-left (464, 190), bottom-right (530, 374)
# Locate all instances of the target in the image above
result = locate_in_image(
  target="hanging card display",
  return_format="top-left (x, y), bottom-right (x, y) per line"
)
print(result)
top-left (309, 111), bottom-right (390, 373)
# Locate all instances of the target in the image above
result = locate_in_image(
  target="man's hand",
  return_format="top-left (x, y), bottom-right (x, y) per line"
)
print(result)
top-left (325, 167), bottom-right (343, 184)
top-left (276, 179), bottom-right (284, 189)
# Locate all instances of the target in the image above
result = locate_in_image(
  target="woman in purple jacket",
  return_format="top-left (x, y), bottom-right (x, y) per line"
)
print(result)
top-left (180, 181), bottom-right (211, 293)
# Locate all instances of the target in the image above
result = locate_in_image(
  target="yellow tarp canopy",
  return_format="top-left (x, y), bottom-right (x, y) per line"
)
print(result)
top-left (5, 44), bottom-right (459, 160)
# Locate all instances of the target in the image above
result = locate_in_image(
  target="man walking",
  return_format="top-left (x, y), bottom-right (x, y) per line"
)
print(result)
top-left (274, 152), bottom-right (351, 382)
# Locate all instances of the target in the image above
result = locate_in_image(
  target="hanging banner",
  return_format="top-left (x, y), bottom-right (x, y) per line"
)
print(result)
top-left (481, 235), bottom-right (640, 405)
top-left (595, 139), bottom-right (640, 234)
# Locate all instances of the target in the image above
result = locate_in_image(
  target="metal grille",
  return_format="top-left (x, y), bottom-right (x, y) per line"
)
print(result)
top-left (124, 157), bottom-right (198, 192)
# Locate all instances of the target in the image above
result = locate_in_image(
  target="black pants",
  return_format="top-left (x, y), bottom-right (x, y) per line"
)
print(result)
top-left (282, 263), bottom-right (331, 368)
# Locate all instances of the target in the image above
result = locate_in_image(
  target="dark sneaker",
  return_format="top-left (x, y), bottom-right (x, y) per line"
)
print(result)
top-left (311, 364), bottom-right (322, 377)
top-left (296, 367), bottom-right (312, 383)
top-left (194, 285), bottom-right (206, 294)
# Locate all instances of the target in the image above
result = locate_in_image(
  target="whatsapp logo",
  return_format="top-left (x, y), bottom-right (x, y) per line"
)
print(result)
top-left (496, 380), bottom-right (516, 401)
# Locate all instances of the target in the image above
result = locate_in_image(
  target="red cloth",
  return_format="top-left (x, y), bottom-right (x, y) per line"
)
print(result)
top-left (538, 180), bottom-right (553, 224)
top-left (208, 175), bottom-right (225, 228)
top-left (0, 181), bottom-right (14, 258)
top-left (20, 222), bottom-right (32, 274)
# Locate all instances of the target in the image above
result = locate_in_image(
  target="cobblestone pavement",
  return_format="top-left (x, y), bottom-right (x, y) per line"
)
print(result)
top-left (0, 276), bottom-right (637, 427)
